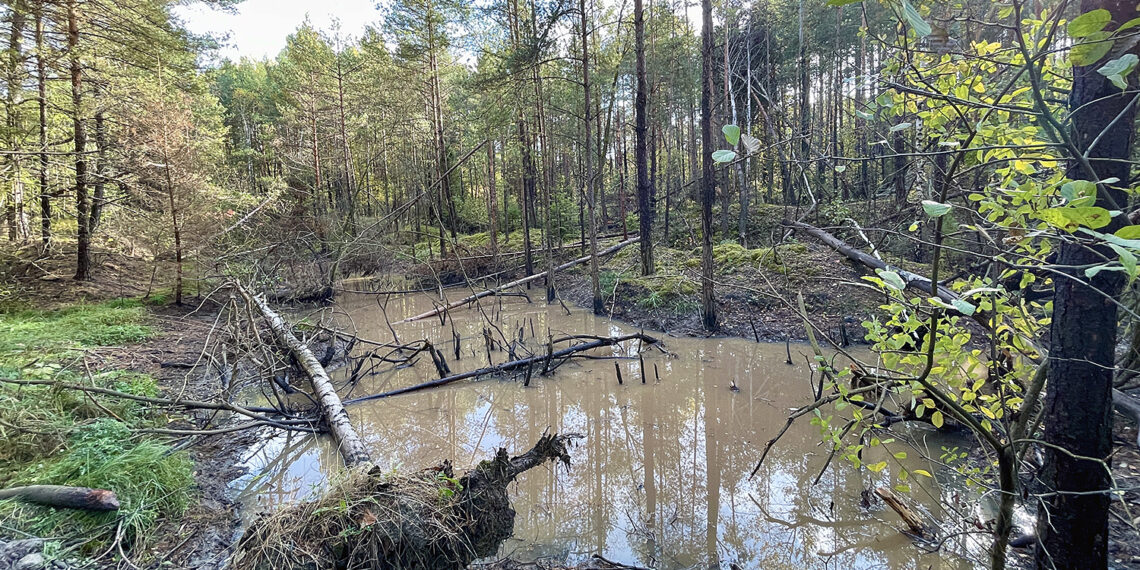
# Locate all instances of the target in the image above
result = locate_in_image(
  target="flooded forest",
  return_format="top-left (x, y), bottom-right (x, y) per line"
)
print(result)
top-left (3, 0), bottom-right (1140, 567)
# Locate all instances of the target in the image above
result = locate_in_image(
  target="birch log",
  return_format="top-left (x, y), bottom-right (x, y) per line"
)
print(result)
top-left (236, 284), bottom-right (372, 468)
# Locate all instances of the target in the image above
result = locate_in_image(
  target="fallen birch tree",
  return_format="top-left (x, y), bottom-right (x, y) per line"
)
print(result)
top-left (233, 282), bottom-right (372, 468)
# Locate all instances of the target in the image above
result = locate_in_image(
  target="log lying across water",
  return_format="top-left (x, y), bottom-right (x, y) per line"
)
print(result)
top-left (397, 237), bottom-right (640, 324)
top-left (234, 283), bottom-right (372, 468)
top-left (0, 485), bottom-right (120, 511)
top-left (343, 332), bottom-right (658, 405)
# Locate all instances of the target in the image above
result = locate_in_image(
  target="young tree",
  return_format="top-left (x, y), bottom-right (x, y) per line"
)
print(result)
top-left (581, 0), bottom-right (602, 314)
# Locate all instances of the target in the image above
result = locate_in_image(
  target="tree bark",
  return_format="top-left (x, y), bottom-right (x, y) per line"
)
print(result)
top-left (581, 0), bottom-right (603, 314)
top-left (34, 0), bottom-right (49, 244)
top-left (0, 485), bottom-right (120, 511)
top-left (699, 0), bottom-right (717, 330)
top-left (67, 0), bottom-right (90, 280)
top-left (239, 285), bottom-right (372, 468)
top-left (1035, 1), bottom-right (1139, 565)
top-left (634, 0), bottom-right (654, 276)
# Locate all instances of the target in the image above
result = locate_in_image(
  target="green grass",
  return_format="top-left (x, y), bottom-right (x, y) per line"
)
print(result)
top-left (0, 300), bottom-right (153, 364)
top-left (0, 419), bottom-right (193, 553)
top-left (0, 299), bottom-right (192, 557)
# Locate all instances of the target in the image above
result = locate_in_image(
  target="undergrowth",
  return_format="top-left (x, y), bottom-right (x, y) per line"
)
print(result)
top-left (0, 299), bottom-right (193, 559)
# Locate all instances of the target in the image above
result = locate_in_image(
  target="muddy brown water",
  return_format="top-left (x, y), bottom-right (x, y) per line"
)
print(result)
top-left (233, 291), bottom-right (988, 569)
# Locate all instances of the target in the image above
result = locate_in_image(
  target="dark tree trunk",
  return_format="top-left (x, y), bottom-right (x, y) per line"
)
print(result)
top-left (67, 0), bottom-right (90, 280)
top-left (35, 0), bottom-right (48, 244)
top-left (699, 0), bottom-right (717, 331)
top-left (1035, 0), bottom-right (1139, 566)
top-left (581, 0), bottom-right (602, 314)
top-left (634, 0), bottom-right (653, 275)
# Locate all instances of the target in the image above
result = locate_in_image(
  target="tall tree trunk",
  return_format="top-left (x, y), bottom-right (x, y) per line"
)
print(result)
top-left (796, 0), bottom-right (809, 206)
top-left (699, 0), bottom-right (717, 331)
top-left (90, 102), bottom-right (106, 233)
top-left (6, 0), bottom-right (27, 241)
top-left (67, 0), bottom-right (90, 280)
top-left (487, 140), bottom-right (498, 263)
top-left (634, 0), bottom-right (654, 275)
top-left (35, 0), bottom-right (49, 244)
top-left (1035, 0), bottom-right (1139, 565)
top-left (581, 0), bottom-right (602, 314)
top-left (335, 52), bottom-right (356, 234)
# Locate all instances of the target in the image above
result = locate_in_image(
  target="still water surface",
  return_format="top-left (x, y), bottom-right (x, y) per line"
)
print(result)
top-left (233, 291), bottom-right (983, 568)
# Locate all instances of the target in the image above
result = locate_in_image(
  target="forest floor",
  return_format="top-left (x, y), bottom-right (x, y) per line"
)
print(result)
top-left (0, 245), bottom-right (249, 569)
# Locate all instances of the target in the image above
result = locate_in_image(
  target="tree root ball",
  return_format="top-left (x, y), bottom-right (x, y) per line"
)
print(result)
top-left (233, 433), bottom-right (579, 570)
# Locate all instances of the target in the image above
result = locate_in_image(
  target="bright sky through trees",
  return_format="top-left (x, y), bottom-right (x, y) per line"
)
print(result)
top-left (174, 0), bottom-right (378, 60)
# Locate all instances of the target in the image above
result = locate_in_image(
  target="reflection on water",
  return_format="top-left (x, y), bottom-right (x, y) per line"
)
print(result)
top-left (232, 292), bottom-right (983, 569)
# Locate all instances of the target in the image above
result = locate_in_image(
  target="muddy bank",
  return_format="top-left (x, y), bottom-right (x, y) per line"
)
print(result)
top-left (552, 241), bottom-right (882, 343)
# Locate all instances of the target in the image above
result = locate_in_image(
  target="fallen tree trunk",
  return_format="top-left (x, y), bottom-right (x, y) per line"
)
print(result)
top-left (234, 433), bottom-right (580, 570)
top-left (1114, 388), bottom-right (1140, 448)
top-left (234, 283), bottom-right (372, 468)
top-left (343, 332), bottom-right (658, 405)
top-left (786, 219), bottom-right (958, 302)
top-left (0, 485), bottom-right (120, 511)
top-left (397, 237), bottom-right (640, 324)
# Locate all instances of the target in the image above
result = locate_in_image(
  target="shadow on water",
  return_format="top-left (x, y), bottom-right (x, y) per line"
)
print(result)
top-left (231, 292), bottom-right (986, 569)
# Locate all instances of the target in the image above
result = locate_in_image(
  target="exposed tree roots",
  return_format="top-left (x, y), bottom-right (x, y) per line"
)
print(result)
top-left (233, 433), bottom-right (580, 570)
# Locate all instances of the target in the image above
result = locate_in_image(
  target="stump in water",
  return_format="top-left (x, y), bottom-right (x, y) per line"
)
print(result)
top-left (233, 433), bottom-right (578, 570)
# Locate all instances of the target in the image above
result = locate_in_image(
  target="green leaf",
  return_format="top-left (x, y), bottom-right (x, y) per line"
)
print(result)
top-left (889, 122), bottom-right (913, 132)
top-left (712, 149), bottom-right (736, 163)
top-left (855, 109), bottom-right (874, 120)
top-left (913, 469), bottom-right (933, 477)
top-left (1110, 243), bottom-right (1138, 280)
top-left (931, 410), bottom-right (944, 428)
top-left (921, 200), bottom-right (952, 217)
top-left (1037, 206), bottom-right (1112, 231)
top-left (1085, 264), bottom-right (1126, 279)
top-left (1071, 32), bottom-right (1114, 66)
top-left (951, 299), bottom-right (977, 316)
top-left (826, 0), bottom-right (864, 6)
top-left (1060, 179), bottom-right (1097, 205)
top-left (722, 124), bottom-right (741, 146)
top-left (901, 0), bottom-right (931, 37)
top-left (1098, 54), bottom-right (1138, 90)
top-left (877, 269), bottom-right (907, 291)
top-left (1068, 9), bottom-right (1111, 38)
top-left (1116, 226), bottom-right (1140, 240)
top-left (834, 164), bottom-right (847, 173)
top-left (1120, 17), bottom-right (1140, 31)
top-left (867, 461), bottom-right (888, 473)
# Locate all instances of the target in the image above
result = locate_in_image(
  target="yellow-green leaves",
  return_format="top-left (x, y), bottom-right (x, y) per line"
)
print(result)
top-left (1071, 33), bottom-right (1114, 66)
top-left (722, 124), bottom-right (740, 146)
top-left (931, 410), bottom-right (945, 428)
top-left (1036, 206), bottom-right (1112, 232)
top-left (1068, 9), bottom-right (1111, 37)
top-left (1067, 9), bottom-right (1115, 67)
top-left (1098, 54), bottom-right (1138, 90)
top-left (876, 268), bottom-right (907, 291)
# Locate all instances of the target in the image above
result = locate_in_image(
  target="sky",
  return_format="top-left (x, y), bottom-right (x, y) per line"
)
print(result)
top-left (173, 0), bottom-right (383, 61)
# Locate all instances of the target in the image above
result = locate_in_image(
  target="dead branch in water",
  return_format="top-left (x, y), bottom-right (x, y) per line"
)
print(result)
top-left (396, 237), bottom-right (640, 325)
top-left (342, 333), bottom-right (658, 405)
